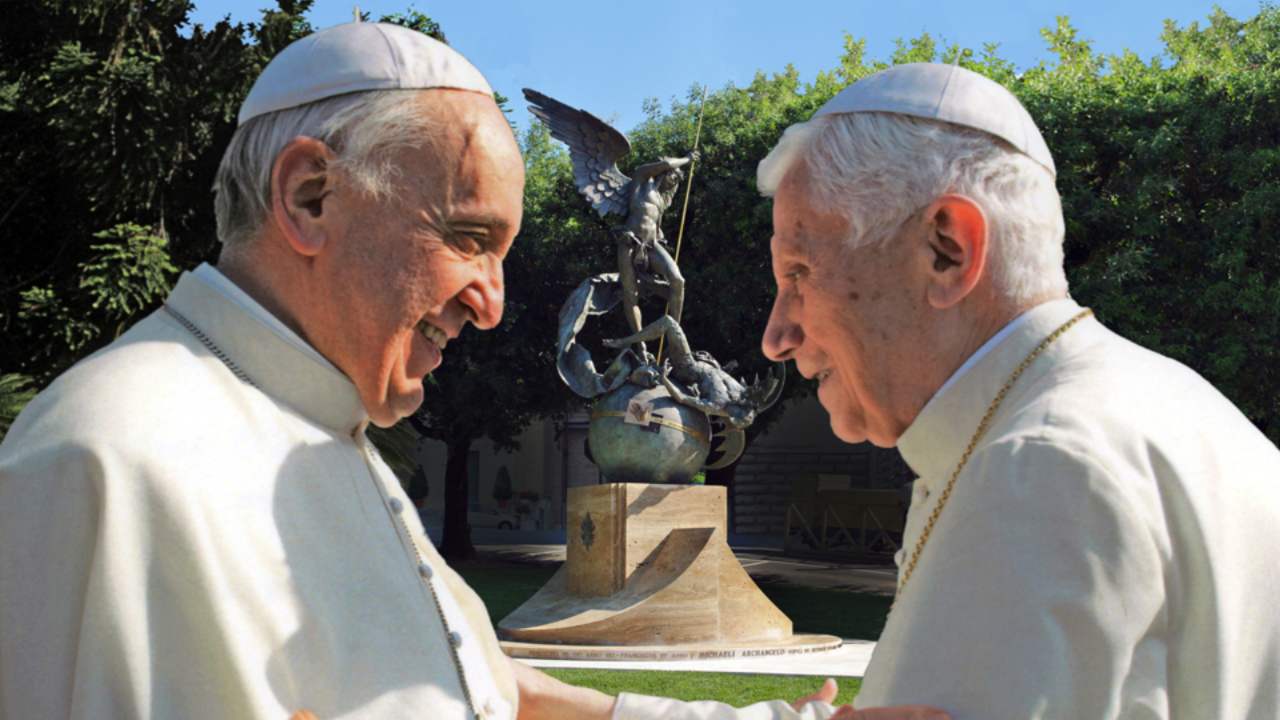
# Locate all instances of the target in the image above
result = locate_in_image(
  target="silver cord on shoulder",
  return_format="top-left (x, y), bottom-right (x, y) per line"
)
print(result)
top-left (162, 304), bottom-right (259, 389)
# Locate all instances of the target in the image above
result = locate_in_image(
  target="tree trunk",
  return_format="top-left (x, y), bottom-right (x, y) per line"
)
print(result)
top-left (441, 435), bottom-right (475, 561)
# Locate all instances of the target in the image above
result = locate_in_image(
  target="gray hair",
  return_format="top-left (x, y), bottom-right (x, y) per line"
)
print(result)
top-left (213, 90), bottom-right (437, 245)
top-left (757, 112), bottom-right (1068, 304)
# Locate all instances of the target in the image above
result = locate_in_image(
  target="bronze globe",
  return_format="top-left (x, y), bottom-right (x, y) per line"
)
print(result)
top-left (587, 381), bottom-right (711, 484)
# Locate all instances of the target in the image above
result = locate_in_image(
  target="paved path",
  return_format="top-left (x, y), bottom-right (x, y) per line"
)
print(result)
top-left (521, 639), bottom-right (876, 677)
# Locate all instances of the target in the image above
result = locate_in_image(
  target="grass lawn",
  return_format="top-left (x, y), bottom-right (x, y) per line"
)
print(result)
top-left (456, 558), bottom-right (889, 706)
top-left (542, 669), bottom-right (861, 707)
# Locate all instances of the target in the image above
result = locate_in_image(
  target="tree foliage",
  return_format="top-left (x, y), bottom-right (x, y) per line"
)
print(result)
top-left (0, 0), bottom-right (318, 420)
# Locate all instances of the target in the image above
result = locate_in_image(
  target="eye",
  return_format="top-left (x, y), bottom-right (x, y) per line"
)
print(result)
top-left (783, 266), bottom-right (808, 284)
top-left (449, 233), bottom-right (484, 256)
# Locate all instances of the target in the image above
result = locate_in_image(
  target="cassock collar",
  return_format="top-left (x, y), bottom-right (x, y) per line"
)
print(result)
top-left (897, 298), bottom-right (1086, 491)
top-left (166, 267), bottom-right (368, 435)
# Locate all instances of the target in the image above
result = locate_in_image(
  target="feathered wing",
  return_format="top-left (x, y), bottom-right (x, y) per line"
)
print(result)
top-left (523, 88), bottom-right (632, 218)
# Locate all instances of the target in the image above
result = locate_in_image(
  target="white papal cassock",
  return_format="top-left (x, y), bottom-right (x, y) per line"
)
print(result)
top-left (0, 265), bottom-right (519, 719)
top-left (856, 298), bottom-right (1280, 718)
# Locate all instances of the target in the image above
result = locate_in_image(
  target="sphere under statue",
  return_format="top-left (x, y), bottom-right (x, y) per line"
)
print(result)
top-left (588, 381), bottom-right (710, 484)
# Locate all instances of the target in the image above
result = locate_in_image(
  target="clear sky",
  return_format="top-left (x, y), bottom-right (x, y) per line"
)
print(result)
top-left (188, 0), bottom-right (1264, 135)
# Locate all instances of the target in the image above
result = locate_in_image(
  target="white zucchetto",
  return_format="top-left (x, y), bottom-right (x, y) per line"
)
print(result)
top-left (238, 21), bottom-right (493, 125)
top-left (815, 62), bottom-right (1055, 176)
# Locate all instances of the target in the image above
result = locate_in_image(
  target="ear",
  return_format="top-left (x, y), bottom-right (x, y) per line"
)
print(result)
top-left (921, 194), bottom-right (988, 310)
top-left (269, 137), bottom-right (339, 258)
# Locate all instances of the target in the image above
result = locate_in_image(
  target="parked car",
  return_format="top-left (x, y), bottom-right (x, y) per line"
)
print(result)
top-left (468, 503), bottom-right (521, 530)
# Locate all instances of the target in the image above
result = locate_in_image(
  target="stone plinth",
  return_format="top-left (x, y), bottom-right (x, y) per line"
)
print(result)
top-left (498, 483), bottom-right (840, 659)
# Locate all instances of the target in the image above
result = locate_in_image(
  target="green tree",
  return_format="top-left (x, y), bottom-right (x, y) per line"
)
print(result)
top-left (0, 0), bottom-right (317, 435)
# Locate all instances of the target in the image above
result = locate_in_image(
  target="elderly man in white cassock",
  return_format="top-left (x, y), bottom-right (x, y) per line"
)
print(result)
top-left (751, 63), bottom-right (1280, 718)
top-left (0, 20), bottom-right (524, 720)
top-left (0, 21), bottom-right (943, 720)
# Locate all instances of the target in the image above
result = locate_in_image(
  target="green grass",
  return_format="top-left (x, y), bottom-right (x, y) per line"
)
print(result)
top-left (542, 669), bottom-right (861, 707)
top-left (456, 561), bottom-right (560, 624)
top-left (755, 578), bottom-right (891, 641)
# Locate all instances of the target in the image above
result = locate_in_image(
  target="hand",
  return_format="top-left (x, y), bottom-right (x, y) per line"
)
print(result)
top-left (790, 679), bottom-right (948, 720)
top-left (690, 149), bottom-right (702, 163)
top-left (511, 658), bottom-right (615, 720)
top-left (790, 677), bottom-right (839, 711)
top-left (830, 705), bottom-right (950, 719)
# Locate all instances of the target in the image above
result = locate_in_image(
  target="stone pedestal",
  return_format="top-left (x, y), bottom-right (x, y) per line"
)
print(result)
top-left (498, 483), bottom-right (841, 660)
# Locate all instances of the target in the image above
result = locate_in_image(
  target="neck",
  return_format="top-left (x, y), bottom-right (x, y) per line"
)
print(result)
top-left (898, 290), bottom-right (1065, 432)
top-left (215, 236), bottom-right (313, 345)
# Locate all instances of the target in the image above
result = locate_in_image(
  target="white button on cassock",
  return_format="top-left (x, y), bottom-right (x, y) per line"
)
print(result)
top-left (448, 630), bottom-right (463, 648)
top-left (418, 562), bottom-right (433, 579)
top-left (388, 497), bottom-right (404, 513)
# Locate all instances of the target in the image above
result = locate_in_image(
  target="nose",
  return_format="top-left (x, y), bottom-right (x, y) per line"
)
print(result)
top-left (458, 255), bottom-right (504, 330)
top-left (761, 290), bottom-right (802, 362)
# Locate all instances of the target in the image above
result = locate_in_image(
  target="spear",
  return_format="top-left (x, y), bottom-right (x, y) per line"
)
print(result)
top-left (658, 85), bottom-right (709, 364)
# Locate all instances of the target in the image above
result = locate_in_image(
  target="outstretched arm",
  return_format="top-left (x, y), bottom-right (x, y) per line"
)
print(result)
top-left (661, 373), bottom-right (723, 417)
top-left (511, 657), bottom-right (949, 720)
top-left (603, 316), bottom-right (670, 347)
top-left (631, 151), bottom-right (698, 182)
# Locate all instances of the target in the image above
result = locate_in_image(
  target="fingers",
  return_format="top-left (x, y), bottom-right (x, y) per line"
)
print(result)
top-left (790, 677), bottom-right (839, 711)
top-left (833, 705), bottom-right (950, 720)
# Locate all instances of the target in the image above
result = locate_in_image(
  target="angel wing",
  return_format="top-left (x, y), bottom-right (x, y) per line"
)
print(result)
top-left (523, 88), bottom-right (632, 219)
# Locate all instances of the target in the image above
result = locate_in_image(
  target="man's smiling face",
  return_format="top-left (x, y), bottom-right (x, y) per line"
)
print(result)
top-left (761, 160), bottom-right (925, 447)
top-left (315, 91), bottom-right (525, 427)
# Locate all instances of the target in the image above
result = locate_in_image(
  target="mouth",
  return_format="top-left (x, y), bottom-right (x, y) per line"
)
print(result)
top-left (416, 319), bottom-right (449, 351)
top-left (815, 369), bottom-right (833, 386)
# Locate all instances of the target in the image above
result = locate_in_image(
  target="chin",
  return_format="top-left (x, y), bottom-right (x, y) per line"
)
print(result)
top-left (368, 389), bottom-right (424, 428)
top-left (829, 416), bottom-right (870, 445)
top-left (818, 384), bottom-right (868, 445)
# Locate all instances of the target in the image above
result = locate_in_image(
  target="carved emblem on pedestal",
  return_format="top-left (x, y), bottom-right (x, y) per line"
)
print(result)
top-left (580, 512), bottom-right (596, 550)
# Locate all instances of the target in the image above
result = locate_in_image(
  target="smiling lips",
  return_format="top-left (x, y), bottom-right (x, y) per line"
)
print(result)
top-left (416, 319), bottom-right (449, 351)
top-left (815, 369), bottom-right (833, 385)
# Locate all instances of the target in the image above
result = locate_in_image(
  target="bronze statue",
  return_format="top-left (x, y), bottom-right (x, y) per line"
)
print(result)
top-left (527, 88), bottom-right (783, 479)
top-left (523, 89), bottom-right (694, 349)
top-left (604, 315), bottom-right (784, 429)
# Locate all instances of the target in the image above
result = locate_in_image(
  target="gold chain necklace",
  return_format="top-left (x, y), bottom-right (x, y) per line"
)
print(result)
top-left (895, 308), bottom-right (1094, 598)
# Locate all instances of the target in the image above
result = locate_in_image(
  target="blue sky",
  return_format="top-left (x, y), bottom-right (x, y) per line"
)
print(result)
top-left (188, 1), bottom-right (1264, 135)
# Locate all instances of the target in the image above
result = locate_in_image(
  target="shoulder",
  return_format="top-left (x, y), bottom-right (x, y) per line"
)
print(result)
top-left (1, 310), bottom-right (254, 471)
top-left (997, 321), bottom-right (1272, 477)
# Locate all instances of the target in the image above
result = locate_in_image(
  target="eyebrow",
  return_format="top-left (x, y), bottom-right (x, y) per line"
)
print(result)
top-left (772, 234), bottom-right (811, 266)
top-left (449, 214), bottom-right (511, 234)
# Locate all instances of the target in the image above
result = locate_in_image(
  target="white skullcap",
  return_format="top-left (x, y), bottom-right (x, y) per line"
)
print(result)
top-left (815, 62), bottom-right (1055, 176)
top-left (238, 21), bottom-right (493, 126)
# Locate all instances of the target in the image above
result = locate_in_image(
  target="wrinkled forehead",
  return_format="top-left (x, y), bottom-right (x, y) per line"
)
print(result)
top-left (769, 161), bottom-right (848, 263)
top-left (399, 91), bottom-right (523, 194)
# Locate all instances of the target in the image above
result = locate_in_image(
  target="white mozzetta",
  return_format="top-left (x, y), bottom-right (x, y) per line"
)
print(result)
top-left (862, 299), bottom-right (1280, 718)
top-left (0, 269), bottom-right (515, 719)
